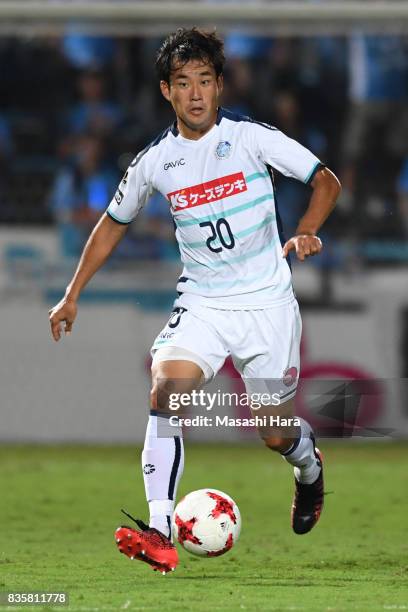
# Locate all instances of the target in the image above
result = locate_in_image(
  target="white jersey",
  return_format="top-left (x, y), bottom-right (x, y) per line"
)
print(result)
top-left (107, 107), bottom-right (323, 309)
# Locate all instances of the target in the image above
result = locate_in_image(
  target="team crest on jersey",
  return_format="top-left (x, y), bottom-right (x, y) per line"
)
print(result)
top-left (215, 141), bottom-right (232, 160)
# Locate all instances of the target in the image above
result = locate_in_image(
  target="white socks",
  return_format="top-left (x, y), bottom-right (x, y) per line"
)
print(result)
top-left (281, 417), bottom-right (321, 484)
top-left (141, 414), bottom-right (184, 539)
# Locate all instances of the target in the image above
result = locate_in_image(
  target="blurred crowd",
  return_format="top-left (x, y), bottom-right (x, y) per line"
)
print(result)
top-left (1, 30), bottom-right (408, 263)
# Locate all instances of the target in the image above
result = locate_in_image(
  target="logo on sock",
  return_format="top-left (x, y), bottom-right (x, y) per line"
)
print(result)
top-left (143, 464), bottom-right (156, 475)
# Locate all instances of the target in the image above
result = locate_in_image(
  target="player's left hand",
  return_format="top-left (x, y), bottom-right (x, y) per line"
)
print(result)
top-left (282, 234), bottom-right (322, 261)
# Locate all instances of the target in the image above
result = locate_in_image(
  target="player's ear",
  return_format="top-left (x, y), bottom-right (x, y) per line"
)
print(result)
top-left (160, 80), bottom-right (171, 102)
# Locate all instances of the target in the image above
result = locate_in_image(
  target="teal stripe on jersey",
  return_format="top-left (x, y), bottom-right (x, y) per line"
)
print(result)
top-left (183, 259), bottom-right (279, 290)
top-left (181, 267), bottom-right (293, 293)
top-left (182, 214), bottom-right (275, 249)
top-left (175, 193), bottom-right (273, 228)
top-left (245, 170), bottom-right (270, 183)
top-left (304, 161), bottom-right (320, 184)
top-left (184, 234), bottom-right (280, 270)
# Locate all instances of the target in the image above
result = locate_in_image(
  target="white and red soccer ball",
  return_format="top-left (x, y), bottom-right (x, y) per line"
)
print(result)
top-left (172, 489), bottom-right (241, 557)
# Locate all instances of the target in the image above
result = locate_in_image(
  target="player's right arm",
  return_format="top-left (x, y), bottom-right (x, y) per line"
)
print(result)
top-left (49, 146), bottom-right (153, 341)
top-left (49, 213), bottom-right (127, 341)
top-left (249, 121), bottom-right (340, 260)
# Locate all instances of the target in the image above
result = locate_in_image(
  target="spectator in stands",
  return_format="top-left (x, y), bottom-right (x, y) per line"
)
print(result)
top-left (62, 29), bottom-right (117, 71)
top-left (0, 114), bottom-right (13, 221)
top-left (59, 69), bottom-right (124, 161)
top-left (396, 158), bottom-right (408, 238)
top-left (49, 132), bottom-right (118, 256)
top-left (5, 30), bottom-right (405, 254)
top-left (69, 69), bottom-right (122, 136)
top-left (271, 90), bottom-right (327, 237)
top-left (222, 30), bottom-right (272, 116)
top-left (50, 132), bottom-right (174, 261)
top-left (341, 35), bottom-right (408, 237)
top-left (296, 36), bottom-right (348, 162)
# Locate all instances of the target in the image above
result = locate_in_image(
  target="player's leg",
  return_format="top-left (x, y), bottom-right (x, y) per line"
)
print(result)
top-left (254, 398), bottom-right (321, 484)
top-left (143, 302), bottom-right (227, 541)
top-left (143, 356), bottom-right (205, 538)
top-left (278, 409), bottom-right (324, 535)
top-left (116, 304), bottom-right (228, 571)
top-left (251, 397), bottom-right (297, 453)
top-left (116, 356), bottom-right (204, 573)
top-left (254, 398), bottom-right (324, 535)
top-left (231, 303), bottom-right (324, 534)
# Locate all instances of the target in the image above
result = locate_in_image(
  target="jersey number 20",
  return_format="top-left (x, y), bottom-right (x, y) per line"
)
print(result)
top-left (199, 218), bottom-right (235, 253)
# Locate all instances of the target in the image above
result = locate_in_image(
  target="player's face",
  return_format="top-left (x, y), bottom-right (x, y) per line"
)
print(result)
top-left (160, 59), bottom-right (223, 140)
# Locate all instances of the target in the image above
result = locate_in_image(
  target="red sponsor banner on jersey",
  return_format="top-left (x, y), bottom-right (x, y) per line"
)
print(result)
top-left (167, 172), bottom-right (247, 211)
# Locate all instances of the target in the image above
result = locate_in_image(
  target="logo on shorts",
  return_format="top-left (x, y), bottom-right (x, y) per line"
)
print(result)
top-left (168, 307), bottom-right (187, 328)
top-left (215, 141), bottom-right (232, 159)
top-left (283, 366), bottom-right (298, 387)
top-left (159, 331), bottom-right (174, 340)
top-left (143, 464), bottom-right (155, 475)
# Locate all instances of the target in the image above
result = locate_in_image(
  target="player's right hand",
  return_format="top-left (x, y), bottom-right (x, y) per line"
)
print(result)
top-left (49, 298), bottom-right (78, 342)
top-left (282, 234), bottom-right (322, 261)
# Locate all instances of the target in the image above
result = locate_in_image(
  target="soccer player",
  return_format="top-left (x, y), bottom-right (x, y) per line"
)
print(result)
top-left (49, 28), bottom-right (341, 574)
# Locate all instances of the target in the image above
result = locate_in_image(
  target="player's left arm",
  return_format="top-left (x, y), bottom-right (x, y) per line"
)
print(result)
top-left (282, 167), bottom-right (341, 261)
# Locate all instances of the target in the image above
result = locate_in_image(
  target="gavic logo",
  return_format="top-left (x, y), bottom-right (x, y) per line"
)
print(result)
top-left (167, 172), bottom-right (247, 211)
top-left (164, 158), bottom-right (185, 171)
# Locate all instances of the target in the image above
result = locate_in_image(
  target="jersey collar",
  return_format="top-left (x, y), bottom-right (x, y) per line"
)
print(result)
top-left (170, 107), bottom-right (224, 140)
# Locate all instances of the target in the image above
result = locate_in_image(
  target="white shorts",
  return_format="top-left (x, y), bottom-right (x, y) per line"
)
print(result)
top-left (151, 298), bottom-right (302, 403)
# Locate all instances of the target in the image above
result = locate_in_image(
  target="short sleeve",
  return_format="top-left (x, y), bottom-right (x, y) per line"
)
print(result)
top-left (250, 122), bottom-right (324, 184)
top-left (107, 149), bottom-right (153, 224)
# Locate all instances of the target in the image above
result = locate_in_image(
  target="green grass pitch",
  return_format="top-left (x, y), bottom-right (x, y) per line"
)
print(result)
top-left (0, 443), bottom-right (407, 611)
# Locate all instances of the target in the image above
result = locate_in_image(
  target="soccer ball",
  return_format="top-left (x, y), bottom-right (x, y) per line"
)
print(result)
top-left (172, 488), bottom-right (241, 557)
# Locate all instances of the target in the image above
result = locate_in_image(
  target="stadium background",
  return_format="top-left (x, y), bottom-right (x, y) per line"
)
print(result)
top-left (1, 1), bottom-right (407, 442)
top-left (1, 3), bottom-right (408, 611)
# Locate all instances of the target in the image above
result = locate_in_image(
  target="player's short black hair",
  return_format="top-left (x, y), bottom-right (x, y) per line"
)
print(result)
top-left (156, 27), bottom-right (225, 84)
